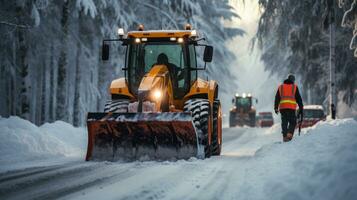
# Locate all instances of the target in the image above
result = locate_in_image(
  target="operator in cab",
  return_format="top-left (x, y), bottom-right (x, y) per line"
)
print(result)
top-left (156, 53), bottom-right (184, 88)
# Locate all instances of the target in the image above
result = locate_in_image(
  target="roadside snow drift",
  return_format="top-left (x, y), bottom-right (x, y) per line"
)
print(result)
top-left (242, 118), bottom-right (357, 200)
top-left (0, 116), bottom-right (86, 170)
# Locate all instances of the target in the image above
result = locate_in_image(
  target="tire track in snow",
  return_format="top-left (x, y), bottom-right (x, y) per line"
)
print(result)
top-left (0, 164), bottom-right (66, 183)
top-left (0, 161), bottom-right (138, 200)
top-left (65, 160), bottom-right (207, 200)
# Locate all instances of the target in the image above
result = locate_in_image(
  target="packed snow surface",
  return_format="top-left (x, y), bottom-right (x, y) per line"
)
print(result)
top-left (0, 116), bottom-right (356, 200)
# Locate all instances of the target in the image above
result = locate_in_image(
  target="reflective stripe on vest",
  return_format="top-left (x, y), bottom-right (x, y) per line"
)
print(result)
top-left (279, 84), bottom-right (297, 110)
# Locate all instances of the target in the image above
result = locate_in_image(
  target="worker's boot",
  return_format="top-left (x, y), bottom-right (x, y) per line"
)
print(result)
top-left (283, 135), bottom-right (289, 142)
top-left (286, 133), bottom-right (293, 141)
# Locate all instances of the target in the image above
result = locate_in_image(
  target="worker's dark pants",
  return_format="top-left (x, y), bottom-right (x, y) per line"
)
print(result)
top-left (280, 109), bottom-right (297, 136)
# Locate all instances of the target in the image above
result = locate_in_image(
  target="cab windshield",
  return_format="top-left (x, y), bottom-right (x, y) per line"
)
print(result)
top-left (127, 42), bottom-right (192, 98)
top-left (236, 97), bottom-right (252, 108)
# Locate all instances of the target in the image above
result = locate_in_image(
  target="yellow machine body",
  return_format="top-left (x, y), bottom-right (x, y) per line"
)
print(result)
top-left (86, 28), bottom-right (222, 161)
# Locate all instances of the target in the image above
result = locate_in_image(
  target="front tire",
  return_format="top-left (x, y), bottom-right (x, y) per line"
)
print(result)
top-left (249, 112), bottom-right (256, 127)
top-left (211, 100), bottom-right (222, 155)
top-left (104, 99), bottom-right (129, 112)
top-left (229, 112), bottom-right (235, 127)
top-left (184, 99), bottom-right (211, 158)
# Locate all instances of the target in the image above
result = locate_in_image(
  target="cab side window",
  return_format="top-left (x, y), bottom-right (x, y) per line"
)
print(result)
top-left (189, 45), bottom-right (197, 84)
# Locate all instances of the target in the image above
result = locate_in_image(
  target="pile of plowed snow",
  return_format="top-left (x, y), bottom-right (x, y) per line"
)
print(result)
top-left (240, 118), bottom-right (357, 200)
top-left (0, 116), bottom-right (86, 169)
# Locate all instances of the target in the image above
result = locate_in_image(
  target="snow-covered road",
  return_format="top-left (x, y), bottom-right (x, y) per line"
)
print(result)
top-left (1, 117), bottom-right (357, 200)
top-left (0, 127), bottom-right (276, 200)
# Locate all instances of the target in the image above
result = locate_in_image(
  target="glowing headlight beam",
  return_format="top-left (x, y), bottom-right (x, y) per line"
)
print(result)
top-left (153, 90), bottom-right (162, 100)
top-left (177, 38), bottom-right (184, 43)
top-left (117, 28), bottom-right (124, 36)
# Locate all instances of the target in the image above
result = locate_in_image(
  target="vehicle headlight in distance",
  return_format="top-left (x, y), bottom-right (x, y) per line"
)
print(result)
top-left (152, 90), bottom-right (162, 101)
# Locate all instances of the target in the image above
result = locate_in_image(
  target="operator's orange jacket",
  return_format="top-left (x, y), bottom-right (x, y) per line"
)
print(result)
top-left (274, 80), bottom-right (303, 111)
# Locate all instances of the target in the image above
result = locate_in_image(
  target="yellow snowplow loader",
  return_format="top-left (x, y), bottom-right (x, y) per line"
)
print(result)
top-left (86, 25), bottom-right (222, 161)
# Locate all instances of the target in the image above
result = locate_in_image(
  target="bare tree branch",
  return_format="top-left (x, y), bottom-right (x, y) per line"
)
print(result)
top-left (0, 21), bottom-right (31, 29)
top-left (141, 2), bottom-right (179, 29)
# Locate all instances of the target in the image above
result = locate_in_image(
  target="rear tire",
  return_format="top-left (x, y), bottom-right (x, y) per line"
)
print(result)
top-left (104, 99), bottom-right (129, 112)
top-left (211, 100), bottom-right (222, 155)
top-left (184, 98), bottom-right (211, 158)
top-left (249, 112), bottom-right (256, 127)
top-left (229, 112), bottom-right (235, 127)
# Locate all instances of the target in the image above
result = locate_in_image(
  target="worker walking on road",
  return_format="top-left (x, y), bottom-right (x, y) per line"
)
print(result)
top-left (274, 74), bottom-right (304, 142)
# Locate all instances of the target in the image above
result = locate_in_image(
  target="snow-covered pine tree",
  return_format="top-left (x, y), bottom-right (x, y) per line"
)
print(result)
top-left (49, 43), bottom-right (55, 122)
top-left (339, 0), bottom-right (357, 57)
top-left (73, 10), bottom-right (83, 126)
top-left (0, 0), bottom-right (244, 125)
top-left (56, 0), bottom-right (70, 122)
top-left (256, 0), bottom-right (356, 108)
top-left (16, 1), bottom-right (30, 119)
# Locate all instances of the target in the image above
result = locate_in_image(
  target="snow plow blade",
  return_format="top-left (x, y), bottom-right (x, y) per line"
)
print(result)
top-left (86, 112), bottom-right (198, 161)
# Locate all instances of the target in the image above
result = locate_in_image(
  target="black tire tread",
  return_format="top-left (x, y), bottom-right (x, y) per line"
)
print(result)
top-left (104, 99), bottom-right (129, 112)
top-left (184, 98), bottom-right (211, 158)
top-left (211, 100), bottom-right (222, 155)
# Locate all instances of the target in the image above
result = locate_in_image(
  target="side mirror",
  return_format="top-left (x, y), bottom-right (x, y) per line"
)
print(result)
top-left (102, 43), bottom-right (109, 61)
top-left (232, 98), bottom-right (235, 104)
top-left (256, 99), bottom-right (258, 104)
top-left (203, 45), bottom-right (213, 63)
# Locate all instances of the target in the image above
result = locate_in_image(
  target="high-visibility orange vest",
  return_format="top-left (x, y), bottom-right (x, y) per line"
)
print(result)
top-left (278, 84), bottom-right (297, 110)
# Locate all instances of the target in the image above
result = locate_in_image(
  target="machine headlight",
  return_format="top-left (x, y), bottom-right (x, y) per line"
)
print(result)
top-left (152, 90), bottom-right (162, 100)
top-left (117, 28), bottom-right (124, 36)
top-left (135, 38), bottom-right (141, 43)
top-left (177, 38), bottom-right (184, 43)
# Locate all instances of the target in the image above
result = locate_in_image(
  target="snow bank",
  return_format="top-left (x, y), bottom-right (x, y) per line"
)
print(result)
top-left (0, 116), bottom-right (86, 170)
top-left (243, 118), bottom-right (357, 200)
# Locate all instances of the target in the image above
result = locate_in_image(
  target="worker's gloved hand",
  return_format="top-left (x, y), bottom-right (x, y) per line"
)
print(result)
top-left (274, 109), bottom-right (279, 114)
top-left (299, 109), bottom-right (304, 118)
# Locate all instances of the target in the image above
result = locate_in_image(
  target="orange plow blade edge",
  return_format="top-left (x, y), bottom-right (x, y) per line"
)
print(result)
top-left (86, 112), bottom-right (199, 161)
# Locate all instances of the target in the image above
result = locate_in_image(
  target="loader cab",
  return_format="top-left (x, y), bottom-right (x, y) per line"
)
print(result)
top-left (102, 27), bottom-right (213, 100)
top-left (126, 40), bottom-right (196, 99)
top-left (233, 93), bottom-right (257, 112)
top-left (229, 93), bottom-right (257, 127)
top-left (123, 32), bottom-right (212, 99)
top-left (235, 96), bottom-right (252, 109)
